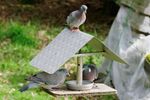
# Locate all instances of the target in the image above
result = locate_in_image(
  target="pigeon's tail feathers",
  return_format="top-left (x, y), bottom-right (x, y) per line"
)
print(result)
top-left (19, 82), bottom-right (38, 92)
top-left (19, 85), bottom-right (29, 92)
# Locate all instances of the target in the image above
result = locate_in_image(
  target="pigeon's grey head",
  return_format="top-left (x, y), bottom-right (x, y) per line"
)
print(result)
top-left (80, 5), bottom-right (88, 13)
top-left (57, 68), bottom-right (70, 76)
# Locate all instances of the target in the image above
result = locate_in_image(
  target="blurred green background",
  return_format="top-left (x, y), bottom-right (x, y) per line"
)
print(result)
top-left (0, 0), bottom-right (119, 100)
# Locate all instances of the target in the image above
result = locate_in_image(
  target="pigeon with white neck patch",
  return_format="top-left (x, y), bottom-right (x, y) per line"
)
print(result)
top-left (83, 64), bottom-right (98, 82)
top-left (66, 5), bottom-right (88, 32)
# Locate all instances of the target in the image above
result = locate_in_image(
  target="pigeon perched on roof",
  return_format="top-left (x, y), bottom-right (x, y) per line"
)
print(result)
top-left (66, 5), bottom-right (88, 32)
top-left (83, 64), bottom-right (98, 82)
top-left (19, 68), bottom-right (69, 92)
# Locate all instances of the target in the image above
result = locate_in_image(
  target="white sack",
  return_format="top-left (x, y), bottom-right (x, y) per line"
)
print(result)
top-left (99, 6), bottom-right (150, 100)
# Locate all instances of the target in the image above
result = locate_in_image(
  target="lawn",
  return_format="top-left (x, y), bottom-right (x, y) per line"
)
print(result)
top-left (0, 21), bottom-right (116, 100)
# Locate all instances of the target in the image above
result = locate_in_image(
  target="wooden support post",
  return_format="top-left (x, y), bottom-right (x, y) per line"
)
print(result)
top-left (64, 96), bottom-right (68, 100)
top-left (77, 51), bottom-right (83, 85)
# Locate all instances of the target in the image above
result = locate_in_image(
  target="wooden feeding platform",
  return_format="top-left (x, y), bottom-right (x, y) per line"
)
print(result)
top-left (30, 28), bottom-right (126, 99)
top-left (43, 83), bottom-right (117, 99)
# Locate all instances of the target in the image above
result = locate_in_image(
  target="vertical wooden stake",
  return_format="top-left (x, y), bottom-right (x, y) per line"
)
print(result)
top-left (64, 96), bottom-right (68, 100)
top-left (77, 56), bottom-right (83, 85)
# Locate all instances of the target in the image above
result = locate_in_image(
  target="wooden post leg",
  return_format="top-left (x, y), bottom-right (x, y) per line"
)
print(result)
top-left (64, 96), bottom-right (68, 100)
top-left (72, 96), bottom-right (76, 100)
top-left (77, 56), bottom-right (83, 85)
top-left (55, 96), bottom-right (60, 100)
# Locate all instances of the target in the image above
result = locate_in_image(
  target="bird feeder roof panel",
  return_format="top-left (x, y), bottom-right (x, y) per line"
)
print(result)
top-left (30, 28), bottom-right (93, 74)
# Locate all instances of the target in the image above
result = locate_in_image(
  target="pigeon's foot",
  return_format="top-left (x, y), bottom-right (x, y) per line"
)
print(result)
top-left (70, 27), bottom-right (80, 32)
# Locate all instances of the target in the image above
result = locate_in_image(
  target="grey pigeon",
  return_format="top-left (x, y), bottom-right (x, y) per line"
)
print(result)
top-left (66, 5), bottom-right (88, 31)
top-left (83, 64), bottom-right (98, 82)
top-left (19, 68), bottom-right (69, 92)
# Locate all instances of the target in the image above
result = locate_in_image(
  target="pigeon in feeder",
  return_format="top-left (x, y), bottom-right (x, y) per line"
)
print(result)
top-left (19, 68), bottom-right (69, 92)
top-left (66, 5), bottom-right (87, 32)
top-left (83, 64), bottom-right (98, 82)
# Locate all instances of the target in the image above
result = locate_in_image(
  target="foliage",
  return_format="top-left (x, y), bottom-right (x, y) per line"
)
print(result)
top-left (0, 21), bottom-right (52, 100)
top-left (146, 54), bottom-right (150, 63)
top-left (0, 21), bottom-right (39, 47)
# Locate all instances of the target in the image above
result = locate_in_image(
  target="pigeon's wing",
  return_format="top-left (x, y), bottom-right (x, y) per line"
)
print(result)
top-left (27, 72), bottom-right (51, 84)
top-left (95, 67), bottom-right (98, 79)
top-left (78, 13), bottom-right (86, 26)
top-left (66, 10), bottom-right (79, 26)
top-left (92, 65), bottom-right (98, 79)
top-left (45, 72), bottom-right (66, 86)
top-left (66, 10), bottom-right (86, 28)
top-left (66, 11), bottom-right (75, 25)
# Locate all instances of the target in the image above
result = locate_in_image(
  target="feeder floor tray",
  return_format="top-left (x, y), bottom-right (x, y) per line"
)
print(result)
top-left (43, 83), bottom-right (117, 97)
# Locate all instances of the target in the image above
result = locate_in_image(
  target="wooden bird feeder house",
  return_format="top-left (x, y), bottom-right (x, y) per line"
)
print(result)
top-left (30, 28), bottom-right (127, 90)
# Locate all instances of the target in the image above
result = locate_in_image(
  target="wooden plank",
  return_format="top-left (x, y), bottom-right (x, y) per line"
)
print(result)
top-left (44, 83), bottom-right (117, 97)
top-left (74, 52), bottom-right (101, 57)
top-left (117, 0), bottom-right (150, 16)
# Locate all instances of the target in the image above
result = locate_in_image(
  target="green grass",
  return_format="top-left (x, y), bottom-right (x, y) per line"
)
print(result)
top-left (0, 21), bottom-right (55, 100)
top-left (0, 21), bottom-right (116, 100)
